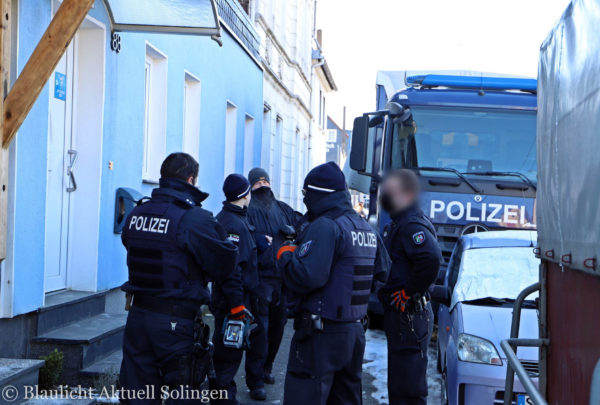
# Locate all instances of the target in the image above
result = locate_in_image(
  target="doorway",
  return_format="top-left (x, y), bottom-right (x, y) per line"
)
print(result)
top-left (44, 13), bottom-right (105, 293)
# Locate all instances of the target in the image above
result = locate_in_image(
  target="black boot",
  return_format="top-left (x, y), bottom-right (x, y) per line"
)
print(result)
top-left (250, 387), bottom-right (266, 401)
top-left (263, 372), bottom-right (275, 385)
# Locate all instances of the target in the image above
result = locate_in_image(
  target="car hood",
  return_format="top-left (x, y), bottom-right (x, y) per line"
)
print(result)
top-left (459, 303), bottom-right (539, 360)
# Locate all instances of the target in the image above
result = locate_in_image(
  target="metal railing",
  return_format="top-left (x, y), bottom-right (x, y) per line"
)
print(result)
top-left (590, 359), bottom-right (600, 405)
top-left (502, 282), bottom-right (548, 405)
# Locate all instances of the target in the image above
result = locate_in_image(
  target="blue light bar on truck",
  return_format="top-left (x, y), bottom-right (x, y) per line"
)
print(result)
top-left (406, 74), bottom-right (537, 92)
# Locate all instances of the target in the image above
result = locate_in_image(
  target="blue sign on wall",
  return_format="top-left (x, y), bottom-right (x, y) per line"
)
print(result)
top-left (54, 72), bottom-right (66, 100)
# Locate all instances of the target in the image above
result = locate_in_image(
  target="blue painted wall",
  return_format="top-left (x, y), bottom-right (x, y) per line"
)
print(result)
top-left (11, 0), bottom-right (263, 315)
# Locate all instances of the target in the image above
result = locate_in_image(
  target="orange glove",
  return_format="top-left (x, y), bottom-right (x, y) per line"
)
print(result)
top-left (230, 305), bottom-right (254, 321)
top-left (390, 290), bottom-right (410, 312)
top-left (277, 245), bottom-right (297, 260)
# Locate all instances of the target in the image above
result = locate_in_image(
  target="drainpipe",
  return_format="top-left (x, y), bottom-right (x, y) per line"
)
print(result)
top-left (308, 57), bottom-right (325, 167)
top-left (307, 0), bottom-right (321, 168)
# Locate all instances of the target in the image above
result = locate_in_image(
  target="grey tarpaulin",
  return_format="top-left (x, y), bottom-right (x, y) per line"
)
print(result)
top-left (537, 0), bottom-right (600, 275)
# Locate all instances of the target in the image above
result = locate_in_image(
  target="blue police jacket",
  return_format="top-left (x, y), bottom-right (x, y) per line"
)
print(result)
top-left (121, 178), bottom-right (238, 305)
top-left (280, 191), bottom-right (390, 321)
top-left (380, 204), bottom-right (442, 298)
top-left (212, 202), bottom-right (260, 315)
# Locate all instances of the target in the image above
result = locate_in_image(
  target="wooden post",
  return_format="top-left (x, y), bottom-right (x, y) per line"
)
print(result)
top-left (2, 0), bottom-right (94, 147)
top-left (0, 0), bottom-right (10, 260)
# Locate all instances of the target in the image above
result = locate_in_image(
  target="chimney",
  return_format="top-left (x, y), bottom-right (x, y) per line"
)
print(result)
top-left (317, 29), bottom-right (323, 48)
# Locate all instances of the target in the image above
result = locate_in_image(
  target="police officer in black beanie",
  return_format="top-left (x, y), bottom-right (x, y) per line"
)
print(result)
top-left (212, 174), bottom-right (258, 405)
top-left (277, 162), bottom-right (390, 405)
top-left (120, 153), bottom-right (238, 403)
top-left (245, 167), bottom-right (301, 396)
top-left (378, 169), bottom-right (441, 405)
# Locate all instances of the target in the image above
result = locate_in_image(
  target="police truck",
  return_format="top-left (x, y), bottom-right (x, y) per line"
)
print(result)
top-left (347, 72), bottom-right (537, 314)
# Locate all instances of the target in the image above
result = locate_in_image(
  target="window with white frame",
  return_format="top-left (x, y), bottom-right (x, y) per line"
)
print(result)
top-left (262, 105), bottom-right (272, 170)
top-left (273, 115), bottom-right (283, 193)
top-left (224, 102), bottom-right (238, 176)
top-left (327, 129), bottom-right (337, 143)
top-left (182, 71), bottom-right (201, 161)
top-left (243, 114), bottom-right (255, 175)
top-left (143, 43), bottom-right (168, 183)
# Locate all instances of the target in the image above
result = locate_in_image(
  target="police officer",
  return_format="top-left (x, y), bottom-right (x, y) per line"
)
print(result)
top-left (378, 169), bottom-right (442, 405)
top-left (211, 174), bottom-right (258, 405)
top-left (246, 168), bottom-right (301, 396)
top-left (277, 162), bottom-right (390, 405)
top-left (119, 153), bottom-right (238, 404)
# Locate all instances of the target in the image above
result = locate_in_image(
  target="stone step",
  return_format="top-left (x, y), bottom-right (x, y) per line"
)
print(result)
top-left (0, 358), bottom-right (45, 405)
top-left (30, 313), bottom-right (126, 385)
top-left (38, 291), bottom-right (107, 335)
top-left (79, 350), bottom-right (121, 379)
top-left (21, 399), bottom-right (97, 405)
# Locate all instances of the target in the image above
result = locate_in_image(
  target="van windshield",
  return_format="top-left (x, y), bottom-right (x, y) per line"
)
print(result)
top-left (451, 246), bottom-right (539, 309)
top-left (390, 106), bottom-right (537, 181)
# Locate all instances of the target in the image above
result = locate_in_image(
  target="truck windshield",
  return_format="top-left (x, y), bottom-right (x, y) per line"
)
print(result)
top-left (390, 106), bottom-right (537, 181)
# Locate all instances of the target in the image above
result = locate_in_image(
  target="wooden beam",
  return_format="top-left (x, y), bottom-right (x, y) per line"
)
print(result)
top-left (2, 0), bottom-right (94, 148)
top-left (0, 0), bottom-right (11, 260)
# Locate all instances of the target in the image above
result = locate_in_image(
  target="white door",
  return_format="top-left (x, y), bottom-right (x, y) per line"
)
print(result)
top-left (44, 15), bottom-right (105, 293)
top-left (44, 44), bottom-right (74, 292)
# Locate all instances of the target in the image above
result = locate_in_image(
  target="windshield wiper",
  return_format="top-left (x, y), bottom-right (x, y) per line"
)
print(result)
top-left (463, 297), bottom-right (538, 308)
top-left (415, 166), bottom-right (482, 194)
top-left (463, 297), bottom-right (510, 306)
top-left (462, 171), bottom-right (537, 191)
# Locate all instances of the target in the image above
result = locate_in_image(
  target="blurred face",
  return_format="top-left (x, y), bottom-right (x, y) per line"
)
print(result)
top-left (381, 176), bottom-right (416, 214)
top-left (252, 179), bottom-right (270, 190)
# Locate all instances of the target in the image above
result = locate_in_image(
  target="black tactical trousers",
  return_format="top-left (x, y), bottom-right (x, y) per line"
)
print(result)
top-left (119, 306), bottom-right (199, 404)
top-left (244, 296), bottom-right (268, 390)
top-left (211, 316), bottom-right (243, 405)
top-left (264, 279), bottom-right (288, 373)
top-left (384, 303), bottom-right (434, 405)
top-left (283, 321), bottom-right (365, 405)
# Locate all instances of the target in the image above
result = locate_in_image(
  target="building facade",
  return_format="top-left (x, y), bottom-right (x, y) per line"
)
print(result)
top-left (309, 29), bottom-right (337, 174)
top-left (326, 116), bottom-right (349, 168)
top-left (0, 0), bottom-right (263, 356)
top-left (246, 0), bottom-right (336, 210)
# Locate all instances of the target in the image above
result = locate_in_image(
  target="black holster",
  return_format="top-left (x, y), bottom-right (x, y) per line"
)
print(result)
top-left (190, 311), bottom-right (215, 387)
top-left (293, 313), bottom-right (323, 341)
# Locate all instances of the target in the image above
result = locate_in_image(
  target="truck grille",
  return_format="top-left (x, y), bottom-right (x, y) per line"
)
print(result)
top-left (434, 224), bottom-right (462, 265)
top-left (434, 223), bottom-right (492, 265)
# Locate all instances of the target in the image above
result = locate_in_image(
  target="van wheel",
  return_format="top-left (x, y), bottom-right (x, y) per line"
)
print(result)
top-left (437, 344), bottom-right (442, 372)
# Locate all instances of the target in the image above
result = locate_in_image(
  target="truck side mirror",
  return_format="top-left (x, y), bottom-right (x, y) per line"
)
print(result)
top-left (350, 116), bottom-right (368, 172)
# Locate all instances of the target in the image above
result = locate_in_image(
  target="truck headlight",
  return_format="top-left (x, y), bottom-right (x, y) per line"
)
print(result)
top-left (457, 333), bottom-right (502, 365)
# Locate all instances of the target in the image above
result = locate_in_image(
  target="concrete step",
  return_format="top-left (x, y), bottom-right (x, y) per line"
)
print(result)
top-left (0, 358), bottom-right (45, 405)
top-left (21, 400), bottom-right (97, 405)
top-left (79, 350), bottom-right (121, 381)
top-left (30, 313), bottom-right (126, 385)
top-left (38, 291), bottom-right (107, 335)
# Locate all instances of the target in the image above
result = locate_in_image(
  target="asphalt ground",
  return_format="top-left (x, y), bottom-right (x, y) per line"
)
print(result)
top-left (233, 321), bottom-right (442, 405)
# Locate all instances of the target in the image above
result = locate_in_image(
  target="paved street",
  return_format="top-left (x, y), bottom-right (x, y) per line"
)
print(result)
top-left (234, 322), bottom-right (442, 405)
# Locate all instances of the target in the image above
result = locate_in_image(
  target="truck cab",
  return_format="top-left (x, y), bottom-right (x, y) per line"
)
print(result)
top-left (348, 74), bottom-right (537, 312)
